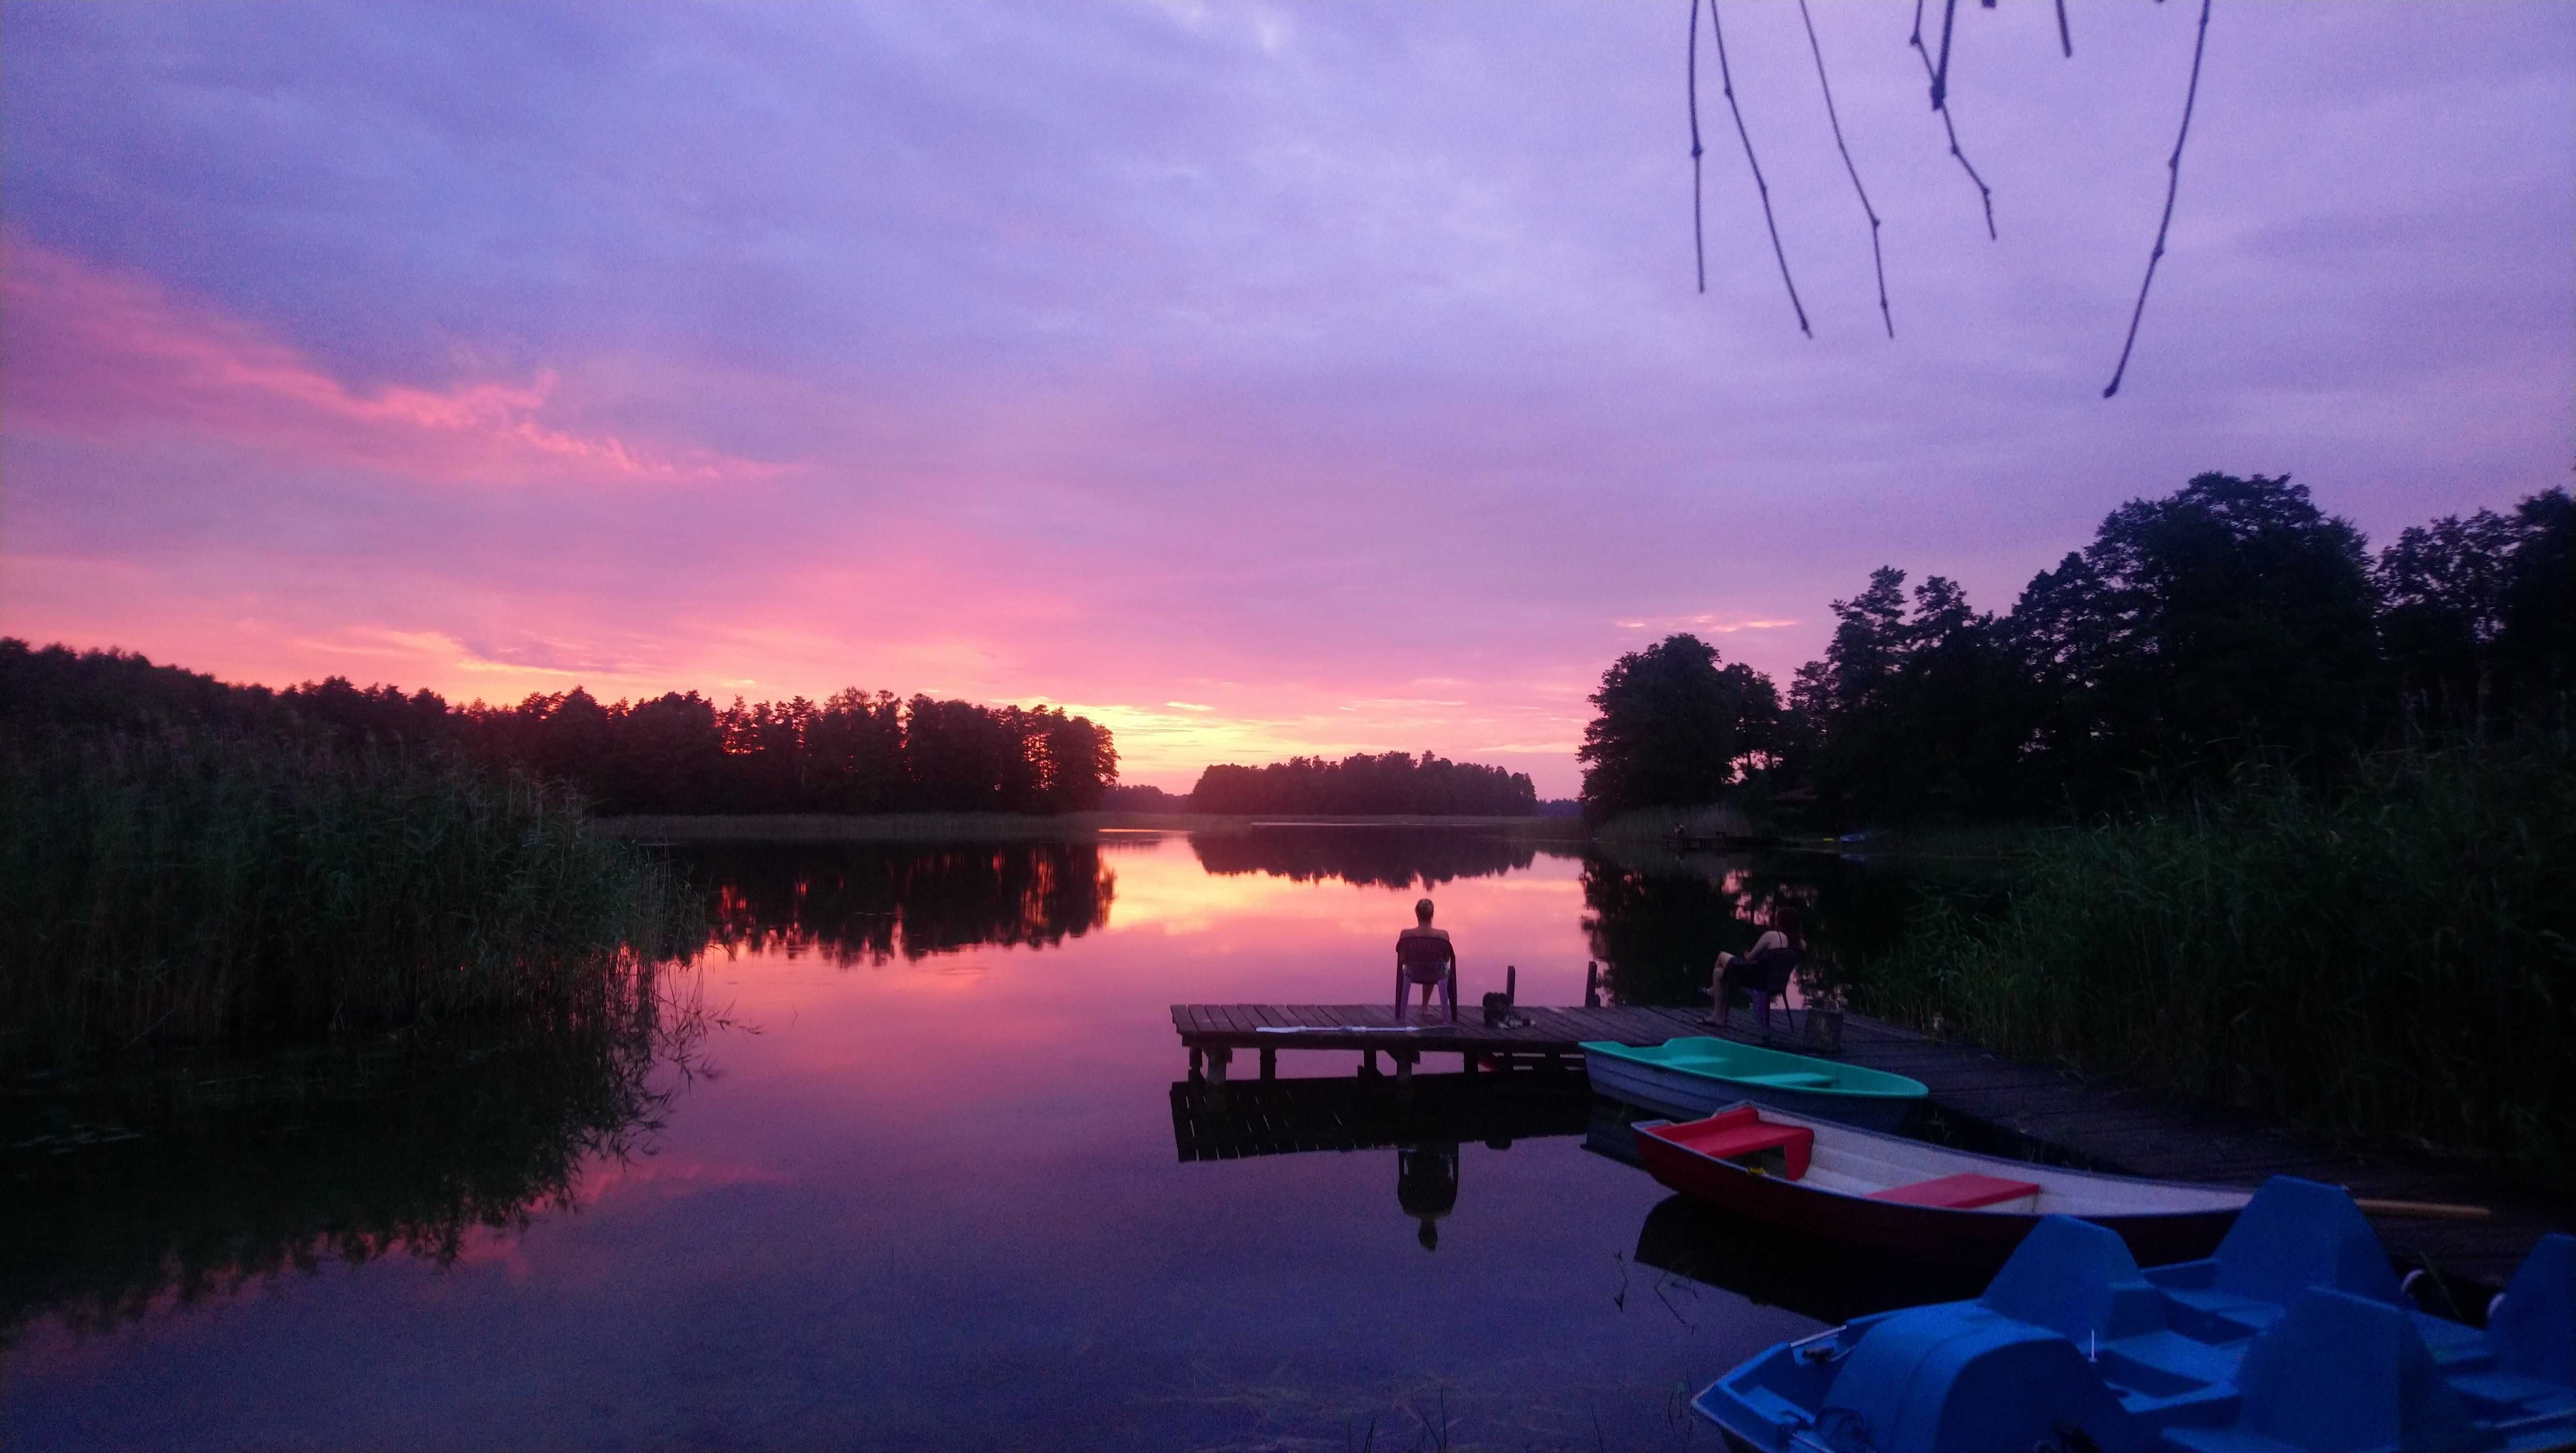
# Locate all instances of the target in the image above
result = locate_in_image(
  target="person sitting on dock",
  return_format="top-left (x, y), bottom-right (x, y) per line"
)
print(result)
top-left (1395, 897), bottom-right (1459, 1023)
top-left (1709, 908), bottom-right (1803, 1028)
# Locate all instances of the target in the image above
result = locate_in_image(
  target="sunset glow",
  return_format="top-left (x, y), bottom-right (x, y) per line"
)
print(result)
top-left (5, 4), bottom-right (2569, 792)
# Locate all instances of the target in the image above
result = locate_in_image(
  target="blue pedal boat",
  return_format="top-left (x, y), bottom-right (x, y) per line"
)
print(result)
top-left (1581, 1036), bottom-right (1928, 1132)
top-left (1696, 1175), bottom-right (2575, 1453)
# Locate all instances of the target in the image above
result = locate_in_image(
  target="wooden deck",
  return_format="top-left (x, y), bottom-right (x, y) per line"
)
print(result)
top-left (1169, 1002), bottom-right (1711, 1079)
top-left (1172, 1000), bottom-right (2574, 1291)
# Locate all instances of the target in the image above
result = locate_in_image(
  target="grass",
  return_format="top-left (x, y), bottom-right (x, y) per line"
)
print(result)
top-left (1855, 732), bottom-right (2576, 1192)
top-left (0, 730), bottom-right (700, 1070)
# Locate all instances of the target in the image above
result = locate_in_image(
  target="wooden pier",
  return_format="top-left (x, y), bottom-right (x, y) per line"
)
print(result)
top-left (1172, 1000), bottom-right (2574, 1290)
top-left (1170, 1002), bottom-right (1711, 1084)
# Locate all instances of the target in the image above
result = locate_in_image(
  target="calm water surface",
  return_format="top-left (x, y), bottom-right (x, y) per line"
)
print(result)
top-left (6, 830), bottom-right (1946, 1452)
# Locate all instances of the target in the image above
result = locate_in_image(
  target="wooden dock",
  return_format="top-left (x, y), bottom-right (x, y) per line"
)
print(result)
top-left (1169, 1002), bottom-right (1712, 1083)
top-left (1171, 1000), bottom-right (2574, 1291)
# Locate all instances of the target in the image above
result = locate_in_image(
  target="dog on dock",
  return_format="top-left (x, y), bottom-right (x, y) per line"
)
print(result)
top-left (1482, 965), bottom-right (1530, 1028)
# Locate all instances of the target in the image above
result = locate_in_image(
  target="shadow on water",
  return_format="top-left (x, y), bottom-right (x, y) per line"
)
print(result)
top-left (684, 840), bottom-right (1115, 963)
top-left (1189, 825), bottom-right (1583, 891)
top-left (1631, 1194), bottom-right (1992, 1327)
top-left (1, 971), bottom-right (711, 1344)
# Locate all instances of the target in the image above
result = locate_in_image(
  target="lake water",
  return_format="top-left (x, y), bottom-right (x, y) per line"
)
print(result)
top-left (4, 830), bottom-right (1953, 1452)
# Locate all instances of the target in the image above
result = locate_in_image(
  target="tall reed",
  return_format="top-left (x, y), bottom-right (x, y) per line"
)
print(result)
top-left (1859, 732), bottom-right (2576, 1191)
top-left (0, 730), bottom-right (699, 1069)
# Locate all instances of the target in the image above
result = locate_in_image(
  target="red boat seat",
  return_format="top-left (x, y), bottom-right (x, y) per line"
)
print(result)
top-left (1868, 1171), bottom-right (2043, 1209)
top-left (1650, 1106), bottom-right (1814, 1180)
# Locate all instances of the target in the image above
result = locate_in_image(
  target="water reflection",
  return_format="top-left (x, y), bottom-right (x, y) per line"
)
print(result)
top-left (1578, 845), bottom-right (1983, 1008)
top-left (2, 975), bottom-right (705, 1343)
top-left (1189, 825), bottom-right (1579, 890)
top-left (1397, 1143), bottom-right (1460, 1250)
top-left (10, 834), bottom-right (1876, 1451)
top-left (690, 841), bottom-right (1114, 963)
top-left (1633, 1195), bottom-right (1989, 1326)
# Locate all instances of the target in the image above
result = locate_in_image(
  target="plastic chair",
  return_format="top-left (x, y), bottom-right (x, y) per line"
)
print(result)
top-left (1394, 935), bottom-right (1458, 1023)
top-left (1712, 947), bottom-right (1804, 1038)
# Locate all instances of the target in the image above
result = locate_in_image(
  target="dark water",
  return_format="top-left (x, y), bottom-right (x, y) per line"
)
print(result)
top-left (4, 830), bottom-right (1948, 1452)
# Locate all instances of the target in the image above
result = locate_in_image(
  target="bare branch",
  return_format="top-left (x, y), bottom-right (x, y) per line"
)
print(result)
top-left (1707, 0), bottom-right (1810, 337)
top-left (1909, 0), bottom-right (1997, 237)
top-left (2104, 0), bottom-right (2214, 398)
top-left (1688, 0), bottom-right (1707, 295)
top-left (2055, 0), bottom-right (2073, 59)
top-left (1796, 0), bottom-right (1891, 337)
top-left (1931, 0), bottom-right (1960, 110)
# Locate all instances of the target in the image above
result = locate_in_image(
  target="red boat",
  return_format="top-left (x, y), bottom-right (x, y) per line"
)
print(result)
top-left (1634, 1103), bottom-right (2251, 1271)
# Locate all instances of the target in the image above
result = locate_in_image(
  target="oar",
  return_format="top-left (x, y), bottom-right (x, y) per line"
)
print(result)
top-left (2350, 1197), bottom-right (2492, 1221)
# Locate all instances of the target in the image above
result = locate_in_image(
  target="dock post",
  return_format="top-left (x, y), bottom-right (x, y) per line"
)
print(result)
top-left (1207, 1047), bottom-right (1232, 1085)
top-left (1395, 1051), bottom-right (1415, 1087)
top-left (1189, 1045), bottom-right (1204, 1078)
top-left (1585, 960), bottom-right (1601, 1008)
top-left (1259, 1047), bottom-right (1277, 1081)
top-left (1362, 1048), bottom-right (1381, 1076)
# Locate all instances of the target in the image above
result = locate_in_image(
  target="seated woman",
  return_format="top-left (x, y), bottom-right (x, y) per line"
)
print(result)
top-left (1394, 897), bottom-right (1458, 1023)
top-left (1709, 907), bottom-right (1804, 1027)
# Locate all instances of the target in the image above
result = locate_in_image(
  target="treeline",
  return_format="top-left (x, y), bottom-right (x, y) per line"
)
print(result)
top-left (1578, 475), bottom-right (2576, 822)
top-left (0, 640), bottom-right (1118, 815)
top-left (1189, 751), bottom-right (1538, 815)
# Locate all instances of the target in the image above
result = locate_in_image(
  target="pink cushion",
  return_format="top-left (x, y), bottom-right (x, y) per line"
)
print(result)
top-left (1867, 1172), bottom-right (2042, 1209)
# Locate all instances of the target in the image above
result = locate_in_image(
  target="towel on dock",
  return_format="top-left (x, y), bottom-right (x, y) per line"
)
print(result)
top-left (1254, 1024), bottom-right (1425, 1034)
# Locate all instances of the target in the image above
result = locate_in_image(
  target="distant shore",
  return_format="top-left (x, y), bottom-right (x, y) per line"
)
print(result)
top-left (590, 811), bottom-right (1593, 844)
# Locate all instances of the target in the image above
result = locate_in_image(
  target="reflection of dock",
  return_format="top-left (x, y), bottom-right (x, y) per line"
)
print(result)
top-left (1168, 1070), bottom-right (1590, 1161)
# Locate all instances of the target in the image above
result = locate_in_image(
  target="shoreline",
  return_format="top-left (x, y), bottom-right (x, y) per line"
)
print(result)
top-left (591, 811), bottom-right (1595, 844)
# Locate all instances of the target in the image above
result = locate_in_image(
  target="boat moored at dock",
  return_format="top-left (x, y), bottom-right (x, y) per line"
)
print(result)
top-left (1582, 1036), bottom-right (1928, 1132)
top-left (1635, 1103), bottom-right (2250, 1271)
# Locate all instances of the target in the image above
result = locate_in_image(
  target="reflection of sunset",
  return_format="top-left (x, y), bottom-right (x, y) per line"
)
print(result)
top-left (705, 837), bottom-right (1599, 1105)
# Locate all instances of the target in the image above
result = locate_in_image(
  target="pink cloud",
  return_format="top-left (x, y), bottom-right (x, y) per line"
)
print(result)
top-left (0, 234), bottom-right (775, 487)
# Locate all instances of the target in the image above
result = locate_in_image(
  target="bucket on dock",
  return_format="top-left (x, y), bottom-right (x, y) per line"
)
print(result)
top-left (1801, 1008), bottom-right (1844, 1054)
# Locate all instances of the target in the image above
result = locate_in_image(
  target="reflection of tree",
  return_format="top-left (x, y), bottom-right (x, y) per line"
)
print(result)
top-left (2, 969), bottom-right (706, 1342)
top-left (1580, 849), bottom-right (2008, 1008)
top-left (1189, 828), bottom-right (1571, 892)
top-left (691, 843), bottom-right (1113, 964)
top-left (1579, 858), bottom-right (1745, 1007)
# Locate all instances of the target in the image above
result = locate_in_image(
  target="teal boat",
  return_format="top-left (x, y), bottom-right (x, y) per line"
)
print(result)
top-left (1581, 1036), bottom-right (1928, 1132)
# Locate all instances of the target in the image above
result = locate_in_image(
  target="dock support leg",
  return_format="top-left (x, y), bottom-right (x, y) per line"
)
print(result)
top-left (1207, 1047), bottom-right (1232, 1086)
top-left (1189, 1046), bottom-right (1203, 1078)
top-left (1362, 1048), bottom-right (1380, 1077)
top-left (1395, 1051), bottom-right (1415, 1087)
top-left (1259, 1047), bottom-right (1277, 1081)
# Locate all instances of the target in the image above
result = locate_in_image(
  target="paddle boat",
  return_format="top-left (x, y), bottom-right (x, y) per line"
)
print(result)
top-left (1634, 1103), bottom-right (2250, 1270)
top-left (1581, 1036), bottom-right (1927, 1132)
top-left (1697, 1175), bottom-right (2576, 1453)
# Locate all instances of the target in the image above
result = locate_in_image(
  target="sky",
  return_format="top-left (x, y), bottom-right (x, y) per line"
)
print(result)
top-left (3, 2), bottom-right (2570, 794)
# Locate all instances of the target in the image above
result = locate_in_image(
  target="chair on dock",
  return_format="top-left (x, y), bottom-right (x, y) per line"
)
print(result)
top-left (1395, 933), bottom-right (1459, 1024)
top-left (1710, 947), bottom-right (1803, 1039)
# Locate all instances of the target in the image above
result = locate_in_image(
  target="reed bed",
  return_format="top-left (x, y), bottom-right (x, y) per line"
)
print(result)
top-left (0, 730), bottom-right (699, 1070)
top-left (1860, 733), bottom-right (2576, 1191)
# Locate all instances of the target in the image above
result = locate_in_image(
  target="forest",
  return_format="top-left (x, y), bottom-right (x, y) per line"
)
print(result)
top-left (0, 643), bottom-right (1118, 816)
top-left (1579, 474), bottom-right (2576, 823)
top-left (1188, 751), bottom-right (1540, 816)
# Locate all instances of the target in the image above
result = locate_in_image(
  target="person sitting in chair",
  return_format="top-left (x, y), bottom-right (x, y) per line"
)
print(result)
top-left (1394, 897), bottom-right (1458, 1023)
top-left (1710, 908), bottom-right (1804, 1027)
